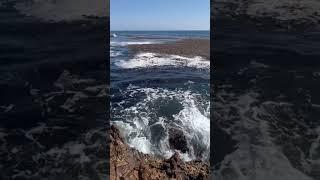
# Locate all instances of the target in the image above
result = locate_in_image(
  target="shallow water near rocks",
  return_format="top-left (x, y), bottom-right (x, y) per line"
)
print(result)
top-left (110, 31), bottom-right (210, 161)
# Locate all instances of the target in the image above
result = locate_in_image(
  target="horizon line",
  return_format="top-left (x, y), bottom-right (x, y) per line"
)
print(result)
top-left (110, 29), bottom-right (210, 31)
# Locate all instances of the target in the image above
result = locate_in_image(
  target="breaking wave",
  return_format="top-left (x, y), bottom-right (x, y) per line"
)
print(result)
top-left (110, 47), bottom-right (122, 57)
top-left (114, 52), bottom-right (209, 69)
top-left (111, 86), bottom-right (210, 161)
top-left (110, 41), bottom-right (157, 46)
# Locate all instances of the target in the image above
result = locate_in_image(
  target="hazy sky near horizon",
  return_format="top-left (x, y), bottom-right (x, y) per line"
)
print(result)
top-left (111, 0), bottom-right (209, 31)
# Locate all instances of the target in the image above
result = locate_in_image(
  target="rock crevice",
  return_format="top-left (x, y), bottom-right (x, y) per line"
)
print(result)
top-left (109, 125), bottom-right (209, 180)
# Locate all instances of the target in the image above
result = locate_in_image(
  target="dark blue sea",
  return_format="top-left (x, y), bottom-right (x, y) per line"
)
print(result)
top-left (110, 31), bottom-right (210, 161)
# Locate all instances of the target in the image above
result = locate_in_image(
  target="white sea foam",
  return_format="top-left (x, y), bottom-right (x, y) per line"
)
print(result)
top-left (115, 52), bottom-right (209, 69)
top-left (112, 87), bottom-right (209, 161)
top-left (110, 41), bottom-right (155, 46)
top-left (215, 145), bottom-right (313, 180)
top-left (213, 90), bottom-right (316, 179)
top-left (130, 137), bottom-right (153, 154)
top-left (110, 49), bottom-right (122, 57)
top-left (173, 91), bottom-right (210, 160)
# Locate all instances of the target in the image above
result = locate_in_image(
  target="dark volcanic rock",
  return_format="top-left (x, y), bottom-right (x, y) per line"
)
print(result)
top-left (110, 125), bottom-right (209, 180)
top-left (168, 128), bottom-right (189, 153)
top-left (128, 39), bottom-right (210, 59)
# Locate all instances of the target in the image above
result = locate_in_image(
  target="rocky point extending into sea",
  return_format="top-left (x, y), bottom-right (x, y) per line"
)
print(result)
top-left (109, 125), bottom-right (209, 180)
top-left (128, 39), bottom-right (210, 60)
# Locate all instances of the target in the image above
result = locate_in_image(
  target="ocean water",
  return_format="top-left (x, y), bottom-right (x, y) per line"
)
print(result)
top-left (212, 20), bottom-right (320, 180)
top-left (110, 31), bottom-right (210, 161)
top-left (0, 5), bottom-right (109, 178)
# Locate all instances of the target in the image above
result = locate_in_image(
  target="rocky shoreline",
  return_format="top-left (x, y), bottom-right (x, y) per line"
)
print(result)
top-left (128, 39), bottom-right (210, 60)
top-left (110, 125), bottom-right (209, 180)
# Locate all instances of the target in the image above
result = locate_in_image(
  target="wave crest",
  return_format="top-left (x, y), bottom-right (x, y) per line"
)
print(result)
top-left (112, 87), bottom-right (210, 161)
top-left (115, 52), bottom-right (209, 69)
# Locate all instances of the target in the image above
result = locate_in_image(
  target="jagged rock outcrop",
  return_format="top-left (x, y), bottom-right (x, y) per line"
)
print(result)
top-left (168, 128), bottom-right (189, 153)
top-left (128, 39), bottom-right (210, 60)
top-left (110, 125), bottom-right (209, 180)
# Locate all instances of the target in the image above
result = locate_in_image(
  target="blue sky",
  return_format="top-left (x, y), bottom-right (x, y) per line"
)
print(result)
top-left (111, 0), bottom-right (210, 31)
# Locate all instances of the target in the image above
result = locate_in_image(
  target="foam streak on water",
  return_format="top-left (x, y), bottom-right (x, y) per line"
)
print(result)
top-left (110, 31), bottom-right (210, 161)
top-left (110, 41), bottom-right (156, 46)
top-left (213, 90), bottom-right (314, 180)
top-left (112, 87), bottom-right (210, 161)
top-left (115, 52), bottom-right (209, 69)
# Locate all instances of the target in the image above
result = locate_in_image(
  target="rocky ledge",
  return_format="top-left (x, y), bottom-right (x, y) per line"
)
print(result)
top-left (109, 125), bottom-right (209, 180)
top-left (128, 39), bottom-right (210, 60)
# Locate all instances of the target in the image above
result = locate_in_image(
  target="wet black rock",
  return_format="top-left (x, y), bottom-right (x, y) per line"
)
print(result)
top-left (168, 128), bottom-right (189, 153)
